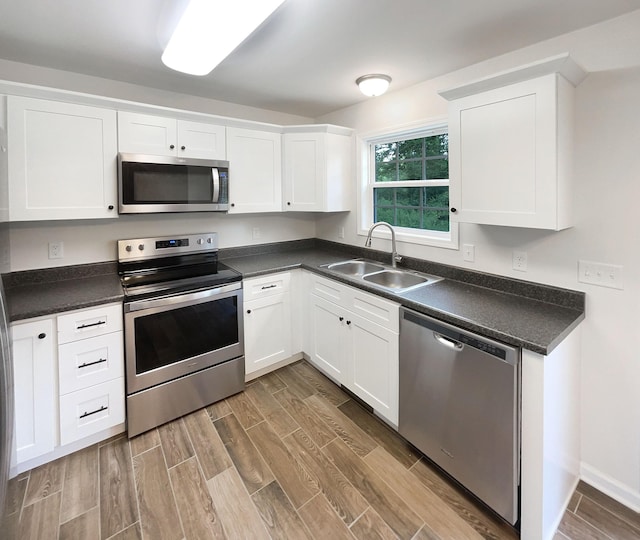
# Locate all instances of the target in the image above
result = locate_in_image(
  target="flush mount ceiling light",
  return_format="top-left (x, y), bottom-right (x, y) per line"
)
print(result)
top-left (356, 74), bottom-right (392, 97)
top-left (162, 0), bottom-right (286, 76)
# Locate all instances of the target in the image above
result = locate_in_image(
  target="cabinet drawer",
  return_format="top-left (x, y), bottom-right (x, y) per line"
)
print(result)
top-left (350, 289), bottom-right (399, 333)
top-left (309, 274), bottom-right (347, 303)
top-left (59, 378), bottom-right (125, 445)
top-left (243, 272), bottom-right (291, 301)
top-left (59, 332), bottom-right (124, 394)
top-left (58, 303), bottom-right (122, 344)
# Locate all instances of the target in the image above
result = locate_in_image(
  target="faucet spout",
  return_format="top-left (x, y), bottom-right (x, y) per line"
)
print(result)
top-left (365, 221), bottom-right (401, 268)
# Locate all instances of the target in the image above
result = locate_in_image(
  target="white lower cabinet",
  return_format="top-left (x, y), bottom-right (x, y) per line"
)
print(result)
top-left (307, 273), bottom-right (400, 425)
top-left (243, 273), bottom-right (293, 378)
top-left (11, 318), bottom-right (56, 464)
top-left (10, 303), bottom-right (125, 472)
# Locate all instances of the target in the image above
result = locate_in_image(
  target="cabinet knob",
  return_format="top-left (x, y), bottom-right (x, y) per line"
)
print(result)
top-left (170, 144), bottom-right (175, 150)
top-left (230, 203), bottom-right (235, 207)
top-left (38, 333), bottom-right (46, 339)
top-left (346, 320), bottom-right (351, 325)
top-left (339, 316), bottom-right (344, 322)
top-left (181, 145), bottom-right (186, 151)
top-left (450, 207), bottom-right (457, 213)
top-left (287, 202), bottom-right (291, 206)
top-left (247, 309), bottom-right (251, 314)
top-left (108, 205), bottom-right (114, 210)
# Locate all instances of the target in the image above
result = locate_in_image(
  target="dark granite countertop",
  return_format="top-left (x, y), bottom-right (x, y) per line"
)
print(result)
top-left (2, 240), bottom-right (585, 355)
top-left (3, 262), bottom-right (124, 322)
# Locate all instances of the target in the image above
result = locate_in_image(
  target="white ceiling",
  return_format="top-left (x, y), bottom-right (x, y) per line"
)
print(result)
top-left (1, 0), bottom-right (640, 118)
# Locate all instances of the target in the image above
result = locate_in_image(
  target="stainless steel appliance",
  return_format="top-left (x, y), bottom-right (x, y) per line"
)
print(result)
top-left (0, 279), bottom-right (13, 517)
top-left (399, 308), bottom-right (520, 525)
top-left (118, 232), bottom-right (244, 437)
top-left (118, 153), bottom-right (229, 214)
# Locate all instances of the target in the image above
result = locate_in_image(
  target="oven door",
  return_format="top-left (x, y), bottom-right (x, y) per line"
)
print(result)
top-left (124, 283), bottom-right (243, 395)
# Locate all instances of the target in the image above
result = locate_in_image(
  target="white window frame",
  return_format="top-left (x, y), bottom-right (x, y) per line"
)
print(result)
top-left (357, 118), bottom-right (459, 250)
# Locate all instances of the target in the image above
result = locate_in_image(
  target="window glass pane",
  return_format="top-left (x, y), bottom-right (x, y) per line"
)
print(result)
top-left (375, 142), bottom-right (397, 163)
top-left (375, 161), bottom-right (396, 182)
top-left (374, 188), bottom-right (394, 206)
top-left (397, 139), bottom-right (423, 160)
top-left (398, 161), bottom-right (422, 181)
top-left (424, 186), bottom-right (449, 208)
top-left (425, 157), bottom-right (449, 179)
top-left (395, 187), bottom-right (420, 206)
top-left (396, 208), bottom-right (421, 228)
top-left (425, 134), bottom-right (448, 157)
top-left (423, 210), bottom-right (450, 232)
top-left (374, 206), bottom-right (394, 224)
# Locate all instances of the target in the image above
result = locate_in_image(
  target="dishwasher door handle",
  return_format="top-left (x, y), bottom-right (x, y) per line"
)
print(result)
top-left (433, 332), bottom-right (464, 351)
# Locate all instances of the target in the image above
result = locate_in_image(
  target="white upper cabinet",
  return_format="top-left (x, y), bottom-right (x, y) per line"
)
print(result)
top-left (117, 111), bottom-right (226, 160)
top-left (226, 127), bottom-right (282, 213)
top-left (441, 54), bottom-right (586, 230)
top-left (283, 126), bottom-right (353, 212)
top-left (7, 96), bottom-right (118, 221)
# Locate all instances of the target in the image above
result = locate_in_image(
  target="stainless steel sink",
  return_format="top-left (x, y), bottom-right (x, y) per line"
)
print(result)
top-left (363, 269), bottom-right (431, 290)
top-left (325, 260), bottom-right (385, 276)
top-left (322, 259), bottom-right (442, 292)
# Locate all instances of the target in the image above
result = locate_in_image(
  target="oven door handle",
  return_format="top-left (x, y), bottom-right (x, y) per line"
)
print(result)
top-left (126, 283), bottom-right (241, 312)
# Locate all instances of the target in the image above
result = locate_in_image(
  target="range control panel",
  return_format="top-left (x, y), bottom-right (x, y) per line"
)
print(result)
top-left (117, 232), bottom-right (219, 262)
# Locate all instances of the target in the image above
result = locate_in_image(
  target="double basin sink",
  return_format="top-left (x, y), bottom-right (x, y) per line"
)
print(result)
top-left (321, 259), bottom-right (442, 293)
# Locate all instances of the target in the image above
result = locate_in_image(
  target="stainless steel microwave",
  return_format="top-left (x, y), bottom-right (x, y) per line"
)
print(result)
top-left (118, 153), bottom-right (229, 214)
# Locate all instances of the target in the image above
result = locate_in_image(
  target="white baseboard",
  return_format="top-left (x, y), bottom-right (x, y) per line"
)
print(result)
top-left (580, 462), bottom-right (640, 512)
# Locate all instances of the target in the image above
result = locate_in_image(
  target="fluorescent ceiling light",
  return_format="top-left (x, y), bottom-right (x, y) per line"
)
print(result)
top-left (162, 0), bottom-right (286, 76)
top-left (356, 74), bottom-right (392, 97)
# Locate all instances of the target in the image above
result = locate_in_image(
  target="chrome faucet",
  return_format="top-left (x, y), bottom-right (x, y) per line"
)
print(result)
top-left (365, 221), bottom-right (402, 268)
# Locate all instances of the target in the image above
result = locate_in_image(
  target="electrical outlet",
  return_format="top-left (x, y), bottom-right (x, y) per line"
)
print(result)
top-left (512, 251), bottom-right (527, 272)
top-left (48, 241), bottom-right (64, 259)
top-left (252, 227), bottom-right (261, 240)
top-left (338, 227), bottom-right (345, 239)
top-left (578, 260), bottom-right (623, 289)
top-left (463, 244), bottom-right (475, 262)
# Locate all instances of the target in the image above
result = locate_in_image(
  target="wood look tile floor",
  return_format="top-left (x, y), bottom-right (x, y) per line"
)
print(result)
top-left (3, 360), bottom-right (639, 539)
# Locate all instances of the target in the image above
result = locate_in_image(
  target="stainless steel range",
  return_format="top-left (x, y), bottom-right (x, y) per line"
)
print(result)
top-left (118, 232), bottom-right (244, 437)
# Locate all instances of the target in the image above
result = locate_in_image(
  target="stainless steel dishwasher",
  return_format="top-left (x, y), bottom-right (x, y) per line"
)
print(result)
top-left (399, 307), bottom-right (520, 525)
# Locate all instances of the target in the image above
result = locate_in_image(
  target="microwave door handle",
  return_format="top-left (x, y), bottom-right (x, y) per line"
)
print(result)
top-left (212, 168), bottom-right (220, 202)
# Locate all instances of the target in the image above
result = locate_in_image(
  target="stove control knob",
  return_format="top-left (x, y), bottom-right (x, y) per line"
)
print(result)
top-left (197, 238), bottom-right (204, 245)
top-left (138, 244), bottom-right (145, 251)
top-left (207, 237), bottom-right (213, 244)
top-left (125, 245), bottom-right (132, 252)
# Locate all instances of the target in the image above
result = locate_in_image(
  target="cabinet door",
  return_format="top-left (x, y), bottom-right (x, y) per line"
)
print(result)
top-left (226, 127), bottom-right (282, 213)
top-left (244, 292), bottom-right (292, 376)
top-left (11, 319), bottom-right (56, 464)
top-left (177, 120), bottom-right (226, 160)
top-left (308, 294), bottom-right (347, 383)
top-left (283, 132), bottom-right (324, 211)
top-left (347, 314), bottom-right (399, 425)
top-left (448, 75), bottom-right (562, 229)
top-left (117, 111), bottom-right (177, 156)
top-left (8, 96), bottom-right (118, 221)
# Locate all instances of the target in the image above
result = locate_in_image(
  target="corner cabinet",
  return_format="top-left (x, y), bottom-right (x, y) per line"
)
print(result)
top-left (440, 54), bottom-right (586, 230)
top-left (307, 273), bottom-right (399, 425)
top-left (226, 127), bottom-right (282, 213)
top-left (117, 111), bottom-right (226, 160)
top-left (7, 96), bottom-right (118, 221)
top-left (283, 126), bottom-right (353, 212)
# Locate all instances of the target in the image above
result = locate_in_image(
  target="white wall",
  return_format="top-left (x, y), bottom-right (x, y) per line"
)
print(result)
top-left (316, 10), bottom-right (640, 510)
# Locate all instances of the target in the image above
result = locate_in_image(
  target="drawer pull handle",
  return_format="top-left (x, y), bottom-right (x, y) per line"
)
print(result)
top-left (78, 358), bottom-right (107, 369)
top-left (261, 284), bottom-right (277, 290)
top-left (38, 333), bottom-right (46, 339)
top-left (79, 405), bottom-right (108, 419)
top-left (77, 320), bottom-right (106, 330)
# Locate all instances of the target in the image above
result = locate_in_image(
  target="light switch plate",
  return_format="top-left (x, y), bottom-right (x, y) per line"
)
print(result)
top-left (578, 260), bottom-right (623, 289)
top-left (463, 244), bottom-right (475, 262)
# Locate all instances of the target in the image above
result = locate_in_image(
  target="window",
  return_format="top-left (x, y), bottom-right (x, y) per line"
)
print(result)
top-left (361, 123), bottom-right (458, 249)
